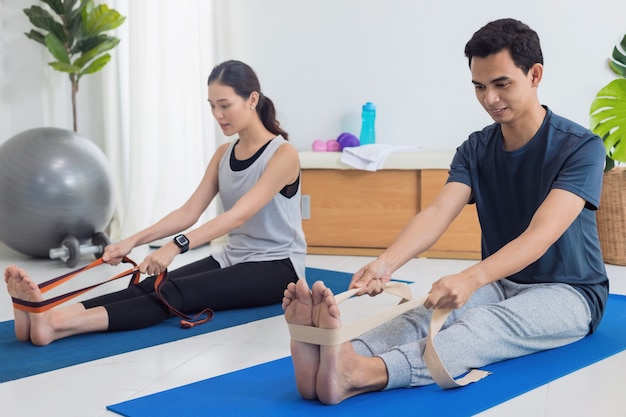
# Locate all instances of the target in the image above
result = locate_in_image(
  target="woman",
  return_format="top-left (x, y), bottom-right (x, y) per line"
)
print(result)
top-left (5, 60), bottom-right (306, 346)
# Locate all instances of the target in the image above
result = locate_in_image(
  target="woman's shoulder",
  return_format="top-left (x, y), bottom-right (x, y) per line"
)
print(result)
top-left (272, 137), bottom-right (299, 159)
top-left (207, 141), bottom-right (234, 170)
top-left (215, 141), bottom-right (233, 157)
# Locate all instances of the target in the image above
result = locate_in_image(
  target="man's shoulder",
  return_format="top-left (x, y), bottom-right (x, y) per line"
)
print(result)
top-left (544, 108), bottom-right (604, 159)
top-left (546, 108), bottom-right (594, 139)
top-left (460, 122), bottom-right (498, 148)
top-left (458, 122), bottom-right (499, 156)
top-left (472, 121), bottom-right (500, 138)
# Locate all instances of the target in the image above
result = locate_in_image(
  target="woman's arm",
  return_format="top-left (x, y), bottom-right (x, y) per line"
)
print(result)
top-left (133, 142), bottom-right (300, 274)
top-left (102, 143), bottom-right (228, 265)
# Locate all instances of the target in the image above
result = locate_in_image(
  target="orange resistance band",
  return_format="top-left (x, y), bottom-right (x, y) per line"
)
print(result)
top-left (154, 269), bottom-right (214, 329)
top-left (11, 257), bottom-right (214, 329)
top-left (11, 257), bottom-right (140, 314)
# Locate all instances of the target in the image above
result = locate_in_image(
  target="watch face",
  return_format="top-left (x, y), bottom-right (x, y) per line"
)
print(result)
top-left (175, 235), bottom-right (189, 247)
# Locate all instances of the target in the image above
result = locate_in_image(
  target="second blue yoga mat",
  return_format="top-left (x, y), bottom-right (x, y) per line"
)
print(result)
top-left (107, 294), bottom-right (626, 417)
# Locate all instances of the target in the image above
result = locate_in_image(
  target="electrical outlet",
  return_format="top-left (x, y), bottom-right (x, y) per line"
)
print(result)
top-left (301, 195), bottom-right (311, 219)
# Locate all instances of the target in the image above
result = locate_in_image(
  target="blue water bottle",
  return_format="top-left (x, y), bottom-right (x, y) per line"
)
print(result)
top-left (359, 102), bottom-right (376, 145)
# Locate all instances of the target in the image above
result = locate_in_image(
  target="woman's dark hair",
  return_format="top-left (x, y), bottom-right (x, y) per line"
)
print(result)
top-left (464, 18), bottom-right (543, 74)
top-left (208, 60), bottom-right (289, 140)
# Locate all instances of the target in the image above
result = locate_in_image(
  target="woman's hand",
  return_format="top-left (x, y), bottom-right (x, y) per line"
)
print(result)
top-left (102, 240), bottom-right (134, 266)
top-left (349, 258), bottom-right (393, 296)
top-left (139, 244), bottom-right (179, 276)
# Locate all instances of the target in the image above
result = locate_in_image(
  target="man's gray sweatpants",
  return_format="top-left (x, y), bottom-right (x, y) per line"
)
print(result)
top-left (351, 279), bottom-right (592, 389)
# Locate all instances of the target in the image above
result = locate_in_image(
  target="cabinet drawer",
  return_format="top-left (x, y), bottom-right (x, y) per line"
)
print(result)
top-left (302, 170), bottom-right (419, 249)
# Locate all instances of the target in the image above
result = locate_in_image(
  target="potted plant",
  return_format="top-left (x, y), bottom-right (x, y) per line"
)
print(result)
top-left (24, 0), bottom-right (125, 132)
top-left (0, 0), bottom-right (126, 266)
top-left (590, 33), bottom-right (626, 265)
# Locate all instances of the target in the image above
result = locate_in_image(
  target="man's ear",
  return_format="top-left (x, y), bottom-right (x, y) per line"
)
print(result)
top-left (529, 63), bottom-right (543, 87)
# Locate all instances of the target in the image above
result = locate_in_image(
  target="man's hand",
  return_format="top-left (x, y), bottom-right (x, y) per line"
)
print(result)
top-left (349, 258), bottom-right (393, 296)
top-left (424, 272), bottom-right (482, 310)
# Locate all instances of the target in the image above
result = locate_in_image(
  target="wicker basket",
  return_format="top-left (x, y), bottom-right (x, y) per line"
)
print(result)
top-left (596, 167), bottom-right (626, 266)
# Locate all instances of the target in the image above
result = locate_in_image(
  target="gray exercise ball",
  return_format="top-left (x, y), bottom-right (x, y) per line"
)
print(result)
top-left (0, 127), bottom-right (115, 258)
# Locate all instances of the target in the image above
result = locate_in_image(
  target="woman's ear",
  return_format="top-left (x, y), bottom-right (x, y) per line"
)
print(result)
top-left (249, 91), bottom-right (260, 110)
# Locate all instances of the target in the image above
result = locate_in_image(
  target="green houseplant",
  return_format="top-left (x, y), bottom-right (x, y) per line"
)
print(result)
top-left (24, 0), bottom-right (125, 132)
top-left (590, 33), bottom-right (626, 265)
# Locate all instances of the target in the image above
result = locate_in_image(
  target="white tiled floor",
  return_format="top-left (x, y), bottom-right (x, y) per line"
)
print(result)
top-left (1, 241), bottom-right (625, 417)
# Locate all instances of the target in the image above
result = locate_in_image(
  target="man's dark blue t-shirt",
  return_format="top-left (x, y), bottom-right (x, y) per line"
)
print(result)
top-left (447, 107), bottom-right (609, 333)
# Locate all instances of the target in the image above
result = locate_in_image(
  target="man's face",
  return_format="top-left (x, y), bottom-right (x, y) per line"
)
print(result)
top-left (470, 49), bottom-right (538, 125)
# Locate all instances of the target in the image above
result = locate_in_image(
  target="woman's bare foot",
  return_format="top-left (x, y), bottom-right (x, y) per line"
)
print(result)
top-left (7, 266), bottom-right (116, 346)
top-left (314, 282), bottom-right (389, 405)
top-left (4, 265), bottom-right (41, 342)
top-left (283, 279), bottom-right (323, 399)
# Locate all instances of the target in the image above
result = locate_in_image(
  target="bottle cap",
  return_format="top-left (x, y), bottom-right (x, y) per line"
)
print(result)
top-left (363, 102), bottom-right (376, 111)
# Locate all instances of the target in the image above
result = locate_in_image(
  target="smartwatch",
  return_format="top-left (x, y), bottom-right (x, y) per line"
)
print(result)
top-left (173, 234), bottom-right (190, 254)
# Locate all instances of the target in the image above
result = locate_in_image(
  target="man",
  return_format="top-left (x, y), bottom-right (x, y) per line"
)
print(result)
top-left (283, 18), bottom-right (608, 405)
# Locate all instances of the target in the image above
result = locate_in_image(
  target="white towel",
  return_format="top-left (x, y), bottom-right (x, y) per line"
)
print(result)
top-left (340, 144), bottom-right (424, 171)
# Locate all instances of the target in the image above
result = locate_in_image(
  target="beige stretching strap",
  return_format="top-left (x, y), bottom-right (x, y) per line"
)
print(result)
top-left (287, 282), bottom-right (491, 389)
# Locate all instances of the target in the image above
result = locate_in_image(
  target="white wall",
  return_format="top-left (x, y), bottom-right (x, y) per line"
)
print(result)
top-left (214, 0), bottom-right (623, 151)
top-left (1, 0), bottom-right (623, 152)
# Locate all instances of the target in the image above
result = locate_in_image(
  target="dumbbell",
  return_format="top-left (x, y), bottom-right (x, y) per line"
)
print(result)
top-left (49, 232), bottom-right (111, 267)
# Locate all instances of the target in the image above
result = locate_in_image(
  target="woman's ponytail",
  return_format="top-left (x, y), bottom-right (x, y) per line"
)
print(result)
top-left (257, 94), bottom-right (289, 141)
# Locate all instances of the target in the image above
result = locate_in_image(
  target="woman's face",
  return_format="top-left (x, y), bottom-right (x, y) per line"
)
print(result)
top-left (208, 82), bottom-right (256, 137)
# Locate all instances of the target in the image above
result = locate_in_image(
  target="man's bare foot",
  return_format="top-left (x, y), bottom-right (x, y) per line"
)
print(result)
top-left (314, 282), bottom-right (389, 405)
top-left (283, 279), bottom-right (323, 399)
top-left (5, 265), bottom-right (41, 342)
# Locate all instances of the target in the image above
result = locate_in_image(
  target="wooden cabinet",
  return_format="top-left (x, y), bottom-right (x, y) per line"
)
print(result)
top-left (300, 152), bottom-right (481, 260)
top-left (302, 169), bottom-right (420, 251)
top-left (419, 170), bottom-right (481, 259)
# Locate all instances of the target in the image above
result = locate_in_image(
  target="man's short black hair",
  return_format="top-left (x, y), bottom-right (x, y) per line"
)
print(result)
top-left (464, 18), bottom-right (543, 74)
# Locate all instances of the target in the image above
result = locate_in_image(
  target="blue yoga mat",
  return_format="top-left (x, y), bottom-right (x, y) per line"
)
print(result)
top-left (107, 294), bottom-right (626, 417)
top-left (0, 267), bottom-right (353, 383)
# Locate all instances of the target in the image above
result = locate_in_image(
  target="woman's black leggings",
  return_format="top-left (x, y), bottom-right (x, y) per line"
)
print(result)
top-left (81, 256), bottom-right (298, 331)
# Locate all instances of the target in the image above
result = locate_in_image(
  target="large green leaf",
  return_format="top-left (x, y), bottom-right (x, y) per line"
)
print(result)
top-left (41, 0), bottom-right (64, 16)
top-left (81, 0), bottom-right (95, 14)
top-left (590, 78), bottom-right (626, 163)
top-left (74, 34), bottom-right (110, 54)
top-left (609, 35), bottom-right (626, 77)
top-left (44, 32), bottom-right (70, 64)
top-left (67, 6), bottom-right (85, 47)
top-left (63, 0), bottom-right (80, 17)
top-left (23, 6), bottom-right (66, 43)
top-left (73, 37), bottom-right (119, 69)
top-left (79, 54), bottom-right (111, 79)
top-left (24, 6), bottom-right (56, 31)
top-left (60, 0), bottom-right (83, 49)
top-left (69, 0), bottom-right (90, 41)
top-left (82, 4), bottom-right (125, 35)
top-left (49, 61), bottom-right (81, 73)
top-left (24, 29), bottom-right (46, 47)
